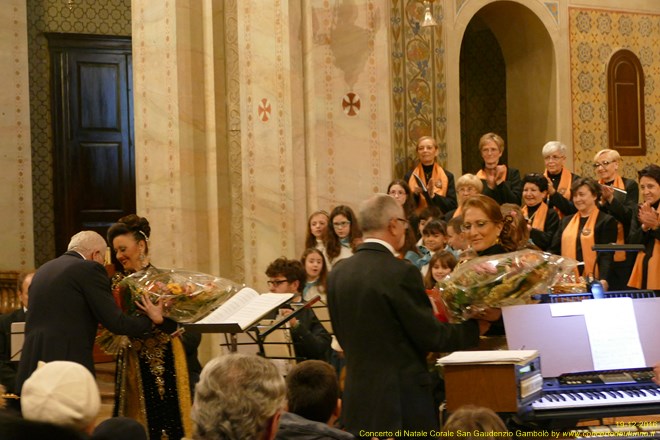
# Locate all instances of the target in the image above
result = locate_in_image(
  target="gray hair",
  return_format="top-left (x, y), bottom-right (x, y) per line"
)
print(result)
top-left (542, 141), bottom-right (567, 157)
top-left (456, 173), bottom-right (483, 192)
top-left (358, 194), bottom-right (402, 234)
top-left (67, 231), bottom-right (106, 255)
top-left (593, 148), bottom-right (620, 162)
top-left (191, 353), bottom-right (286, 440)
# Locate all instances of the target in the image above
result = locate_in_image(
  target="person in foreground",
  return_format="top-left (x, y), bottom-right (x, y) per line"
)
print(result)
top-left (327, 194), bottom-right (495, 436)
top-left (15, 231), bottom-right (166, 394)
top-left (276, 360), bottom-right (354, 440)
top-left (190, 353), bottom-right (286, 440)
top-left (442, 405), bottom-right (511, 440)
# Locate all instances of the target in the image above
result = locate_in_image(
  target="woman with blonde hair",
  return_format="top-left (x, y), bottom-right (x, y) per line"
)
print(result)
top-left (445, 173), bottom-right (483, 221)
top-left (476, 133), bottom-right (521, 205)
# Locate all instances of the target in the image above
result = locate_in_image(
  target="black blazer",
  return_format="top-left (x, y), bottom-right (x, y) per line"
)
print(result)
top-left (404, 166), bottom-right (458, 214)
top-left (480, 167), bottom-right (522, 205)
top-left (327, 242), bottom-right (479, 435)
top-left (16, 251), bottom-right (156, 393)
top-left (0, 308), bottom-right (26, 394)
top-left (547, 171), bottom-right (580, 217)
top-left (550, 211), bottom-right (618, 281)
top-left (598, 177), bottom-right (639, 238)
top-left (527, 204), bottom-right (560, 252)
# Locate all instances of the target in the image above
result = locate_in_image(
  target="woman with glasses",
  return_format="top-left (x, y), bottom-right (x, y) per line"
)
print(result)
top-left (476, 133), bottom-right (522, 205)
top-left (461, 194), bottom-right (517, 256)
top-left (628, 164), bottom-right (660, 291)
top-left (405, 136), bottom-right (457, 216)
top-left (550, 178), bottom-right (617, 288)
top-left (521, 173), bottom-right (559, 251)
top-left (388, 179), bottom-right (422, 261)
top-left (444, 173), bottom-right (483, 221)
top-left (542, 141), bottom-right (580, 218)
top-left (592, 149), bottom-right (639, 290)
top-left (325, 205), bottom-right (363, 269)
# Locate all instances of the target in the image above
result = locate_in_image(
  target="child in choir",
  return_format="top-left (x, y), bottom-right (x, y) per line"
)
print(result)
top-left (423, 251), bottom-right (457, 322)
top-left (405, 207), bottom-right (442, 267)
top-left (420, 219), bottom-right (450, 276)
top-left (301, 248), bottom-right (328, 302)
top-left (446, 216), bottom-right (468, 259)
top-left (304, 210), bottom-right (330, 253)
top-left (325, 205), bottom-right (362, 269)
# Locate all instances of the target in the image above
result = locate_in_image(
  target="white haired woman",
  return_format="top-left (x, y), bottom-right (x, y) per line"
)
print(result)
top-left (542, 141), bottom-right (580, 218)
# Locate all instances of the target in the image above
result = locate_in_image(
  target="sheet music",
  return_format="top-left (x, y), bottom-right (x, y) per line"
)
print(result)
top-left (437, 350), bottom-right (539, 366)
top-left (412, 172), bottom-right (427, 192)
top-left (583, 298), bottom-right (646, 370)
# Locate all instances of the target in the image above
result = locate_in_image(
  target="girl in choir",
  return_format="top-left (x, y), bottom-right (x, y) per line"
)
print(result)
top-left (388, 179), bottom-right (422, 260)
top-left (301, 247), bottom-right (328, 302)
top-left (521, 173), bottom-right (559, 251)
top-left (501, 203), bottom-right (538, 250)
top-left (304, 210), bottom-right (330, 253)
top-left (325, 205), bottom-right (362, 269)
top-left (628, 164), bottom-right (660, 291)
top-left (550, 177), bottom-right (617, 288)
top-left (423, 251), bottom-right (457, 323)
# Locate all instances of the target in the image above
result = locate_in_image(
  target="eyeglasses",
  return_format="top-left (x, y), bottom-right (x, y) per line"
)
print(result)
top-left (593, 160), bottom-right (615, 169)
top-left (461, 220), bottom-right (494, 232)
top-left (544, 155), bottom-right (565, 161)
top-left (266, 279), bottom-right (289, 287)
top-left (388, 190), bottom-right (406, 197)
top-left (333, 221), bottom-right (351, 228)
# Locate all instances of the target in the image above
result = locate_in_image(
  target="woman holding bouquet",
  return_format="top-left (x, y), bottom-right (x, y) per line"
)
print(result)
top-left (461, 194), bottom-right (517, 256)
top-left (105, 215), bottom-right (194, 440)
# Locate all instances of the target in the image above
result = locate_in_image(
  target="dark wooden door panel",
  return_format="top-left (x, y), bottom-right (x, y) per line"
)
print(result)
top-left (47, 34), bottom-right (134, 254)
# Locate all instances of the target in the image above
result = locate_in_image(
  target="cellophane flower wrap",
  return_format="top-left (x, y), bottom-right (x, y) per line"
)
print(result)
top-left (97, 268), bottom-right (242, 354)
top-left (118, 269), bottom-right (243, 323)
top-left (438, 250), bottom-right (578, 322)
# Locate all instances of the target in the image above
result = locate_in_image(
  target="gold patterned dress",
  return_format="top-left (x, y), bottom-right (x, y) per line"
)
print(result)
top-left (102, 268), bottom-right (193, 440)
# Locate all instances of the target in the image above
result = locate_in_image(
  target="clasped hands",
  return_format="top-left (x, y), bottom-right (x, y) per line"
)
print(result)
top-left (484, 165), bottom-right (506, 189)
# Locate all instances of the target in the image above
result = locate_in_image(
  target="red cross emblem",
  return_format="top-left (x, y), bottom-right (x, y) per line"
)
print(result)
top-left (258, 98), bottom-right (271, 122)
top-left (342, 92), bottom-right (360, 117)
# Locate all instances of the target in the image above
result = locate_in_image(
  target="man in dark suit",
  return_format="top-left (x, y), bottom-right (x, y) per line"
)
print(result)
top-left (0, 271), bottom-right (34, 394)
top-left (16, 231), bottom-right (170, 394)
top-left (327, 194), bottom-right (494, 436)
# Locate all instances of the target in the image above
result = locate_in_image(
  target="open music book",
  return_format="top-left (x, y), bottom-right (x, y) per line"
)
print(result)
top-left (194, 287), bottom-right (294, 330)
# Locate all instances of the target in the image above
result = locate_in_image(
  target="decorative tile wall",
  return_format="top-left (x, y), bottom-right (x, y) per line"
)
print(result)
top-left (569, 7), bottom-right (660, 184)
top-left (27, 0), bottom-right (131, 266)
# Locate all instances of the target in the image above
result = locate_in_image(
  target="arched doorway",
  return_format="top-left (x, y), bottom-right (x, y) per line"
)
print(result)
top-left (458, 1), bottom-right (556, 177)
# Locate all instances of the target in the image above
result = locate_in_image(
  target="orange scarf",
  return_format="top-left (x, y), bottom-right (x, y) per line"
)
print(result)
top-left (522, 202), bottom-right (548, 231)
top-left (598, 174), bottom-right (626, 262)
top-left (409, 162), bottom-right (449, 210)
top-left (628, 204), bottom-right (660, 289)
top-left (452, 205), bottom-right (462, 219)
top-left (476, 165), bottom-right (508, 182)
top-left (544, 168), bottom-right (572, 219)
top-left (562, 210), bottom-right (599, 278)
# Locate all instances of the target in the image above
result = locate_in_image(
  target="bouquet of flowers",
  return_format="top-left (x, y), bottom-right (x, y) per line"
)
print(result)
top-left (117, 269), bottom-right (243, 323)
top-left (438, 250), bottom-right (578, 322)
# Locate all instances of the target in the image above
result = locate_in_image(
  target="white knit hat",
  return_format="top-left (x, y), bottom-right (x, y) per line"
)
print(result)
top-left (21, 360), bottom-right (101, 430)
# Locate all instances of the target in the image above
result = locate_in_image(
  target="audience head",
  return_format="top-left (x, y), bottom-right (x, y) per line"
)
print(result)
top-left (304, 210), bottom-right (329, 250)
top-left (21, 361), bottom-right (100, 433)
top-left (456, 174), bottom-right (483, 202)
top-left (417, 205), bottom-right (442, 237)
top-left (442, 405), bottom-right (511, 439)
top-left (522, 173), bottom-right (548, 208)
top-left (422, 219), bottom-right (448, 252)
top-left (593, 149), bottom-right (621, 182)
top-left (301, 248), bottom-right (327, 286)
top-left (91, 417), bottom-right (147, 440)
top-left (266, 258), bottom-right (306, 295)
top-left (425, 250), bottom-right (457, 287)
top-left (416, 136), bottom-right (439, 166)
top-left (501, 203), bottom-right (531, 250)
top-left (478, 133), bottom-right (505, 169)
top-left (571, 177), bottom-right (601, 214)
top-left (638, 164), bottom-right (660, 205)
top-left (107, 214), bottom-right (151, 272)
top-left (446, 216), bottom-right (468, 251)
top-left (17, 271), bottom-right (35, 309)
top-left (191, 353), bottom-right (286, 440)
top-left (286, 360), bottom-right (341, 426)
top-left (67, 231), bottom-right (107, 265)
top-left (387, 179), bottom-right (415, 216)
top-left (542, 141), bottom-right (568, 175)
top-left (358, 194), bottom-right (407, 251)
top-left (461, 195), bottom-right (516, 253)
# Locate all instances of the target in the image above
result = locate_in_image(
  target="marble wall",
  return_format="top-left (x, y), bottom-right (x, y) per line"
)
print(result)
top-left (0, 1), bottom-right (33, 271)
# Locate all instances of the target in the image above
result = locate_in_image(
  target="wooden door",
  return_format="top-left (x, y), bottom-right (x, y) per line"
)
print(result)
top-left (47, 34), bottom-right (135, 255)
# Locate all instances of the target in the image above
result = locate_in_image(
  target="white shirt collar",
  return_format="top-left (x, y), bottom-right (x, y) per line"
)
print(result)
top-left (363, 238), bottom-right (396, 256)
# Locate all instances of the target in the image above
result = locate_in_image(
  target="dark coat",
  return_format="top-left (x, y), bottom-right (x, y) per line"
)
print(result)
top-left (16, 251), bottom-right (154, 393)
top-left (0, 308), bottom-right (26, 394)
top-left (327, 241), bottom-right (479, 435)
top-left (480, 167), bottom-right (522, 205)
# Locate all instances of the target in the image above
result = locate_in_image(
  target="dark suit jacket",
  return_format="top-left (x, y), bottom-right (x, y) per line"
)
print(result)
top-left (480, 167), bottom-right (522, 204)
top-left (547, 170), bottom-right (580, 217)
top-left (0, 308), bottom-right (25, 394)
top-left (327, 242), bottom-right (479, 435)
top-left (16, 251), bottom-right (155, 393)
top-left (598, 177), bottom-right (639, 239)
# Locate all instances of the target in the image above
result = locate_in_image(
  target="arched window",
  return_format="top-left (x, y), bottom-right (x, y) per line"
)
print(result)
top-left (607, 49), bottom-right (646, 156)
